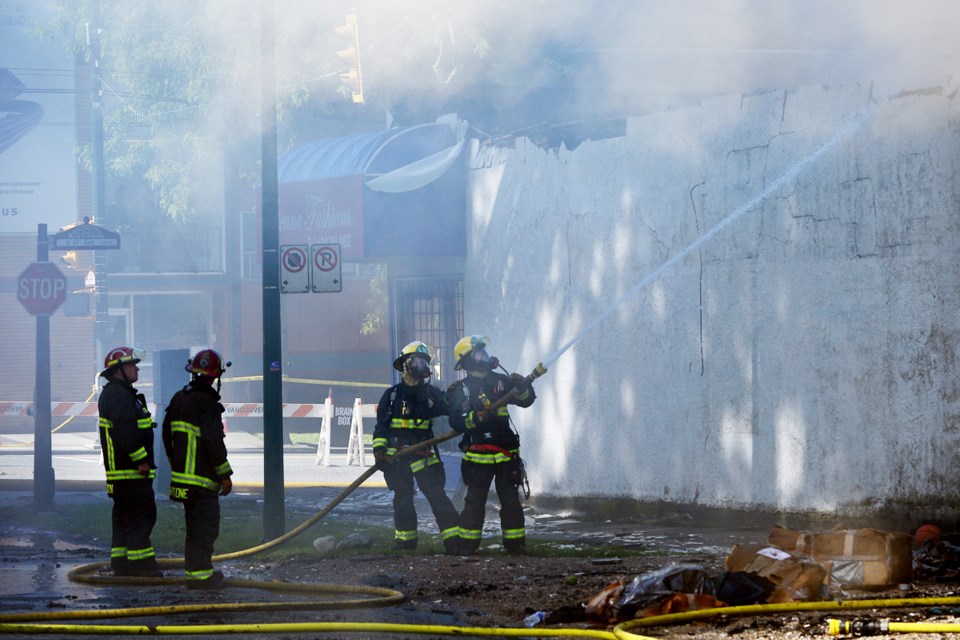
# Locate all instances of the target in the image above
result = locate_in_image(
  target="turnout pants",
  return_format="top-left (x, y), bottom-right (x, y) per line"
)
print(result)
top-left (109, 479), bottom-right (158, 575)
top-left (383, 453), bottom-right (460, 551)
top-left (459, 458), bottom-right (525, 553)
top-left (183, 488), bottom-right (221, 582)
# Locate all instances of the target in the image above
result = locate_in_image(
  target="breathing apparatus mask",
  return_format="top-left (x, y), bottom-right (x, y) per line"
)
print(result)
top-left (405, 354), bottom-right (432, 380)
top-left (464, 348), bottom-right (499, 373)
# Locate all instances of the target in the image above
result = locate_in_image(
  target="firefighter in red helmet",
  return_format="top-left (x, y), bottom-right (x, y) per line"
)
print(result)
top-left (162, 349), bottom-right (234, 589)
top-left (372, 341), bottom-right (461, 553)
top-left (447, 335), bottom-right (536, 554)
top-left (97, 346), bottom-right (162, 577)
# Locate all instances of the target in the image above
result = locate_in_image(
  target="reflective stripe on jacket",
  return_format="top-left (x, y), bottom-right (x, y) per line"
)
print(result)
top-left (163, 381), bottom-right (232, 495)
top-left (372, 382), bottom-right (450, 452)
top-left (447, 371), bottom-right (535, 451)
top-left (98, 380), bottom-right (156, 482)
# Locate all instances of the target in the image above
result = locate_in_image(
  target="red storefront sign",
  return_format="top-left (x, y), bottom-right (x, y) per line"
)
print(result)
top-left (278, 175), bottom-right (363, 260)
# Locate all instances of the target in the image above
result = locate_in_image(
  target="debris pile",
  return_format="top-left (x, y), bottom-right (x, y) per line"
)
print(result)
top-left (575, 524), bottom-right (928, 625)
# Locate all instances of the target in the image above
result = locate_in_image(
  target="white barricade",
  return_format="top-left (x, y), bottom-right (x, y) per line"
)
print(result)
top-left (314, 396), bottom-right (335, 466)
top-left (315, 397), bottom-right (376, 466)
top-left (346, 398), bottom-right (377, 466)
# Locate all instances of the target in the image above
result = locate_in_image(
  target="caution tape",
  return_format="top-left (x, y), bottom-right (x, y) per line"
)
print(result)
top-left (220, 403), bottom-right (326, 418)
top-left (224, 375), bottom-right (385, 388)
top-left (1, 402), bottom-right (330, 418)
top-left (0, 402), bottom-right (104, 418)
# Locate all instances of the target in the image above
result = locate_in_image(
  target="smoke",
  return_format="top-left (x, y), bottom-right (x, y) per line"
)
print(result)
top-left (99, 0), bottom-right (960, 142)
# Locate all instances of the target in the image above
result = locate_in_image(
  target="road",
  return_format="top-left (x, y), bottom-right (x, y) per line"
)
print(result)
top-left (0, 429), bottom-right (388, 492)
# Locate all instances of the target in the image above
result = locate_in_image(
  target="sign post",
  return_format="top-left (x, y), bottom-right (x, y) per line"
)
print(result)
top-left (20, 224), bottom-right (64, 509)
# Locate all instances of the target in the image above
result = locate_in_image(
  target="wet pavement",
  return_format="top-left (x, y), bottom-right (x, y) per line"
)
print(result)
top-left (0, 480), bottom-right (760, 635)
top-left (0, 430), bottom-right (782, 639)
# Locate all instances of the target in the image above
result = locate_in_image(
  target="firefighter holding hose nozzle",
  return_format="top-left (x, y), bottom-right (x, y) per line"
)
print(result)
top-left (447, 335), bottom-right (537, 555)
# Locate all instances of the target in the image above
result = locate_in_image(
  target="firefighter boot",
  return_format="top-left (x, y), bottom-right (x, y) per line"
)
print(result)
top-left (394, 539), bottom-right (417, 551)
top-left (443, 537), bottom-right (463, 556)
top-left (187, 570), bottom-right (225, 590)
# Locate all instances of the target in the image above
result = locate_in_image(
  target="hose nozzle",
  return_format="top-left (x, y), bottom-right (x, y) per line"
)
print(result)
top-left (828, 619), bottom-right (888, 637)
top-left (524, 363), bottom-right (548, 385)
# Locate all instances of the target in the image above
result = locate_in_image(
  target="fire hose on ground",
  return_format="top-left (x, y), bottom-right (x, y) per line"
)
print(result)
top-left (4, 361), bottom-right (958, 637)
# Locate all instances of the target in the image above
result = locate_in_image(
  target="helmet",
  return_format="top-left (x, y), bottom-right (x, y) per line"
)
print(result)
top-left (393, 341), bottom-right (431, 372)
top-left (101, 346), bottom-right (144, 376)
top-left (186, 349), bottom-right (230, 378)
top-left (454, 335), bottom-right (488, 370)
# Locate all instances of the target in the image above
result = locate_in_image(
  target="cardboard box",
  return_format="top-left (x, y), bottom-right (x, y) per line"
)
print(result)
top-left (768, 526), bottom-right (912, 588)
top-left (724, 543), bottom-right (828, 602)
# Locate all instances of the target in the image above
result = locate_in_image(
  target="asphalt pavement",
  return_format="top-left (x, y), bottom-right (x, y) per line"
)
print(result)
top-left (0, 429), bottom-right (390, 493)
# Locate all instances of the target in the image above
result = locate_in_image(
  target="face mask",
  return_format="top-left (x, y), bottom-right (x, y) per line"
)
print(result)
top-left (406, 355), bottom-right (432, 380)
top-left (468, 349), bottom-right (498, 372)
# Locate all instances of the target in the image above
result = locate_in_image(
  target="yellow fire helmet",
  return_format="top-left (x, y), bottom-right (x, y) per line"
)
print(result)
top-left (454, 335), bottom-right (489, 370)
top-left (393, 340), bottom-right (432, 372)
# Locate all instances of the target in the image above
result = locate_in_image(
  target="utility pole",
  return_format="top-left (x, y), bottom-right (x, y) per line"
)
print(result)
top-left (88, 0), bottom-right (109, 367)
top-left (33, 224), bottom-right (55, 510)
top-left (260, 0), bottom-right (285, 539)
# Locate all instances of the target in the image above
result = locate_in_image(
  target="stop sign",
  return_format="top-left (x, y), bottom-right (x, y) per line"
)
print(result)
top-left (17, 262), bottom-right (68, 316)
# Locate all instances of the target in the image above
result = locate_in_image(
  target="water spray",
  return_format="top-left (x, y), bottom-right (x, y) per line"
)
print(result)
top-left (540, 101), bottom-right (876, 370)
top-left (330, 101), bottom-right (879, 524)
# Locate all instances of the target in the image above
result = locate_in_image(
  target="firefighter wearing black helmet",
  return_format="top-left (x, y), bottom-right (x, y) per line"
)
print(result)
top-left (162, 349), bottom-right (234, 590)
top-left (97, 346), bottom-right (161, 577)
top-left (448, 335), bottom-right (536, 554)
top-left (372, 341), bottom-right (461, 553)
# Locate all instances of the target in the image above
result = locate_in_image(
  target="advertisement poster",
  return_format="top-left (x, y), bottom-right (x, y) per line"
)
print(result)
top-left (0, 2), bottom-right (78, 233)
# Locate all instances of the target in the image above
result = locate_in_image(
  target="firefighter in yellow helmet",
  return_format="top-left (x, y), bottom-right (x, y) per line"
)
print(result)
top-left (447, 335), bottom-right (536, 554)
top-left (372, 341), bottom-right (461, 553)
top-left (97, 346), bottom-right (161, 577)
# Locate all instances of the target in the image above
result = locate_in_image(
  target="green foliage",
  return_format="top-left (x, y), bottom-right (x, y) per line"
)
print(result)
top-left (360, 263), bottom-right (388, 336)
top-left (44, 1), bottom-right (580, 225)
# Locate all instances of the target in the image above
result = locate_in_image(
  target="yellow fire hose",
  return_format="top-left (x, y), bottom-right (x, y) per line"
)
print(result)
top-left (828, 617), bottom-right (960, 635)
top-left (6, 362), bottom-right (955, 637)
top-left (611, 596), bottom-right (960, 639)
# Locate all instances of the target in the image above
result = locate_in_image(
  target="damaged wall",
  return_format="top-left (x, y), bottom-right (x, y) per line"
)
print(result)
top-left (465, 81), bottom-right (960, 518)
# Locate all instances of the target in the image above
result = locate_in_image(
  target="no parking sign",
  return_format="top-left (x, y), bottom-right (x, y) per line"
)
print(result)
top-left (279, 244), bottom-right (341, 294)
top-left (311, 244), bottom-right (342, 293)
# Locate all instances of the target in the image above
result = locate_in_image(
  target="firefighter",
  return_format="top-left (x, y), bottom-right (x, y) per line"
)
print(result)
top-left (162, 349), bottom-right (234, 590)
top-left (447, 335), bottom-right (536, 554)
top-left (372, 341), bottom-right (461, 553)
top-left (97, 346), bottom-right (161, 577)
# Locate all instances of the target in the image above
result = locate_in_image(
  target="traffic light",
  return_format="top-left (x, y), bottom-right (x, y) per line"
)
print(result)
top-left (59, 251), bottom-right (80, 270)
top-left (334, 13), bottom-right (364, 104)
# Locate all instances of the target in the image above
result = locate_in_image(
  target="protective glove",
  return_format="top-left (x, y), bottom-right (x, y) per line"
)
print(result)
top-left (509, 372), bottom-right (528, 387)
top-left (469, 409), bottom-right (490, 426)
top-left (137, 462), bottom-right (151, 477)
top-left (373, 449), bottom-right (388, 470)
top-left (219, 477), bottom-right (233, 496)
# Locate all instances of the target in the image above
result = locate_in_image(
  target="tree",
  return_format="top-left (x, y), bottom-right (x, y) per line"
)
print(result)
top-left (50, 1), bottom-right (590, 224)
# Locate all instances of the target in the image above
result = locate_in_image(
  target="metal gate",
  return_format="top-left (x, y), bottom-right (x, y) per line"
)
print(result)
top-left (391, 277), bottom-right (463, 386)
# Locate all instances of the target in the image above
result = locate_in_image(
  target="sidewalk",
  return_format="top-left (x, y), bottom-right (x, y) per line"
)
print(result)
top-left (0, 430), bottom-right (392, 491)
top-left (0, 429), bottom-right (290, 452)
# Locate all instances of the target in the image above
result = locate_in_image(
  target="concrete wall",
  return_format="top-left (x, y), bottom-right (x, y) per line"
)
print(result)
top-left (465, 81), bottom-right (960, 518)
